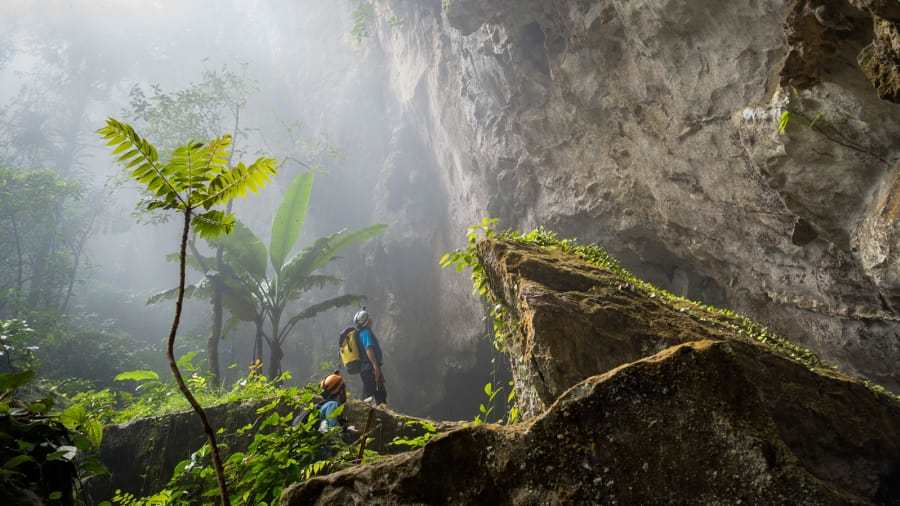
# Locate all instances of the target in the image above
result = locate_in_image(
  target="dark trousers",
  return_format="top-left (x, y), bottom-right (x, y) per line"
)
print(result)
top-left (360, 368), bottom-right (387, 404)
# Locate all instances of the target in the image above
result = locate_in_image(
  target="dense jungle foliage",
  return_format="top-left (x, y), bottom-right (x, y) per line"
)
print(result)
top-left (0, 97), bottom-right (384, 503)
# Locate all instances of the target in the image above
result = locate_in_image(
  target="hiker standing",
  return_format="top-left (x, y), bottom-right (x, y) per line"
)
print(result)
top-left (353, 307), bottom-right (387, 405)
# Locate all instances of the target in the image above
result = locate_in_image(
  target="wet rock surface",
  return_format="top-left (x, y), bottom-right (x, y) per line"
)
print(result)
top-left (282, 340), bottom-right (900, 505)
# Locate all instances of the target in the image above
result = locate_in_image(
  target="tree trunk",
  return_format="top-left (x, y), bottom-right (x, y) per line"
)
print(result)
top-left (268, 340), bottom-right (284, 379)
top-left (253, 319), bottom-right (264, 364)
top-left (207, 106), bottom-right (242, 386)
top-left (207, 275), bottom-right (223, 385)
top-left (60, 204), bottom-right (99, 315)
top-left (10, 218), bottom-right (23, 318)
top-left (167, 208), bottom-right (230, 506)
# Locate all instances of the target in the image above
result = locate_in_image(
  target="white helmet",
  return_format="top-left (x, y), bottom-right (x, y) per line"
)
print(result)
top-left (353, 307), bottom-right (370, 328)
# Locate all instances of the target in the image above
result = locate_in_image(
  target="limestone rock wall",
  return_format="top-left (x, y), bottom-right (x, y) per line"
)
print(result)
top-left (360, 0), bottom-right (900, 392)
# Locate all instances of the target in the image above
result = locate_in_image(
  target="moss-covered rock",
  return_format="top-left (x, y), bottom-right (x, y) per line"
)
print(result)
top-left (83, 398), bottom-right (456, 502)
top-left (282, 340), bottom-right (900, 505)
top-left (476, 237), bottom-right (841, 417)
top-left (282, 234), bottom-right (899, 504)
top-left (859, 17), bottom-right (900, 103)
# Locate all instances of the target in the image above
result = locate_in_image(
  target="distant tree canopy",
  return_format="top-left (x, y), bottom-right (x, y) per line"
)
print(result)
top-left (0, 167), bottom-right (85, 319)
top-left (126, 66), bottom-right (254, 156)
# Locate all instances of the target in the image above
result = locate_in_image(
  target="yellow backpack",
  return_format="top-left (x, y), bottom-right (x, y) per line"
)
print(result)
top-left (339, 327), bottom-right (362, 374)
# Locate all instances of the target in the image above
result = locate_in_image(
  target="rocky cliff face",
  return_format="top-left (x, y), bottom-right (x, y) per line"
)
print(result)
top-left (281, 237), bottom-right (900, 505)
top-left (351, 0), bottom-right (900, 397)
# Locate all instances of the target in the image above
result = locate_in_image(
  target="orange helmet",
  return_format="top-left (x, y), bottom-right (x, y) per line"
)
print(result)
top-left (320, 371), bottom-right (344, 394)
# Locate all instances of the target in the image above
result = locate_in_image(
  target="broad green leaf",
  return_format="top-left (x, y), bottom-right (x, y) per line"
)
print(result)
top-left (114, 370), bottom-right (160, 382)
top-left (213, 221), bottom-right (267, 280)
top-left (308, 224), bottom-right (386, 272)
top-left (177, 351), bottom-right (199, 371)
top-left (280, 224), bottom-right (387, 292)
top-left (146, 278), bottom-right (211, 305)
top-left (280, 294), bottom-right (365, 338)
top-left (0, 370), bottom-right (34, 391)
top-left (166, 251), bottom-right (215, 272)
top-left (259, 412), bottom-right (281, 430)
top-left (60, 405), bottom-right (88, 429)
top-left (193, 210), bottom-right (235, 239)
top-left (84, 420), bottom-right (103, 449)
top-left (269, 172), bottom-right (314, 272)
top-left (280, 274), bottom-right (342, 303)
top-left (220, 278), bottom-right (260, 322)
top-left (3, 455), bottom-right (34, 469)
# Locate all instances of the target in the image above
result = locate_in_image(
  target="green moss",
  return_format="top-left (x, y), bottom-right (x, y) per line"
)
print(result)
top-left (443, 223), bottom-right (899, 405)
top-left (502, 228), bottom-right (821, 364)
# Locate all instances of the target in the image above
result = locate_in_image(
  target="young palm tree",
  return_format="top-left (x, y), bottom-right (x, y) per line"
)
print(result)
top-left (97, 118), bottom-right (276, 506)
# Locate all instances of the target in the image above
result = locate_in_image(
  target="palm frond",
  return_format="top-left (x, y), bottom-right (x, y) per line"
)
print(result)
top-left (280, 224), bottom-right (386, 288)
top-left (282, 274), bottom-right (343, 301)
top-left (269, 172), bottom-right (314, 272)
top-left (278, 294), bottom-right (365, 342)
top-left (146, 278), bottom-right (211, 305)
top-left (193, 210), bottom-right (235, 239)
top-left (199, 157), bottom-right (277, 209)
top-left (97, 118), bottom-right (184, 207)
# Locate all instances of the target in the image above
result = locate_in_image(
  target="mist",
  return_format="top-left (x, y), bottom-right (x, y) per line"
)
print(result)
top-left (4, 0), bottom-right (900, 504)
top-left (1, 0), bottom-right (495, 421)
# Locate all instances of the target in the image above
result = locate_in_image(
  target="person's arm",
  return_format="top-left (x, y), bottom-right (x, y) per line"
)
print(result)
top-left (366, 346), bottom-right (383, 383)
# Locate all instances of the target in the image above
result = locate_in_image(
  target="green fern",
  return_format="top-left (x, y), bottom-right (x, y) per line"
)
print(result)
top-left (97, 118), bottom-right (275, 237)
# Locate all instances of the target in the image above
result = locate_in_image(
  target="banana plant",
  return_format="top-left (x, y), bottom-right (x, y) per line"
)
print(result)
top-left (97, 118), bottom-right (276, 506)
top-left (219, 172), bottom-right (385, 378)
top-left (151, 172), bottom-right (386, 378)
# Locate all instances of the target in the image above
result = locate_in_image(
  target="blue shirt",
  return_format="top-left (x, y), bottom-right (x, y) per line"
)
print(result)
top-left (357, 327), bottom-right (383, 367)
top-left (318, 400), bottom-right (341, 429)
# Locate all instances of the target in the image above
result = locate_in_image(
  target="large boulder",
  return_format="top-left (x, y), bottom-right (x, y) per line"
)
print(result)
top-left (282, 235), bottom-right (900, 504)
top-left (282, 339), bottom-right (900, 505)
top-left (83, 400), bottom-right (274, 501)
top-left (476, 237), bottom-right (824, 417)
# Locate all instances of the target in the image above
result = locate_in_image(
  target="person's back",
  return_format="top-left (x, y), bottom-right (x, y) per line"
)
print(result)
top-left (318, 371), bottom-right (348, 429)
top-left (353, 307), bottom-right (387, 405)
